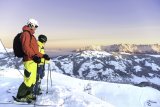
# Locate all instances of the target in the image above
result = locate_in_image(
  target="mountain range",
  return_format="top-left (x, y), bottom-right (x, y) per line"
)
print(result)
top-left (1, 50), bottom-right (160, 91)
top-left (1, 42), bottom-right (160, 91)
top-left (76, 44), bottom-right (160, 54)
top-left (51, 50), bottom-right (160, 90)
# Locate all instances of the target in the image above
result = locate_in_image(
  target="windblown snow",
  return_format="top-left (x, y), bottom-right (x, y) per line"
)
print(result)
top-left (0, 68), bottom-right (160, 107)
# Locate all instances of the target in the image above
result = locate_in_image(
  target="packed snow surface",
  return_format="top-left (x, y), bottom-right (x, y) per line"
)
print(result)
top-left (0, 68), bottom-right (160, 107)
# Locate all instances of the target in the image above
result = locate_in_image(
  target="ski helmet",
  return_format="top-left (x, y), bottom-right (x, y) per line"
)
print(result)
top-left (27, 18), bottom-right (39, 28)
top-left (38, 35), bottom-right (47, 43)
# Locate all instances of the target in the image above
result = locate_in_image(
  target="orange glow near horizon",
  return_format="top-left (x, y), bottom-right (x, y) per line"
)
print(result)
top-left (0, 27), bottom-right (160, 49)
top-left (0, 0), bottom-right (160, 49)
top-left (1, 39), bottom-right (160, 49)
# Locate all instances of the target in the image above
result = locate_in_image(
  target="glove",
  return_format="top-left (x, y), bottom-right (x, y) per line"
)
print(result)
top-left (43, 54), bottom-right (50, 60)
top-left (32, 55), bottom-right (41, 63)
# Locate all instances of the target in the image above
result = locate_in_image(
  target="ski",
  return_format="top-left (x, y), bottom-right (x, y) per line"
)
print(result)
top-left (0, 101), bottom-right (57, 106)
top-left (11, 96), bottom-right (57, 106)
top-left (12, 96), bottom-right (34, 104)
top-left (0, 101), bottom-right (33, 106)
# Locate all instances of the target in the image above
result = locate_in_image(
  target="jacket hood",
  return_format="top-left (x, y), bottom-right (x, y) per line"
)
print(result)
top-left (22, 25), bottom-right (35, 35)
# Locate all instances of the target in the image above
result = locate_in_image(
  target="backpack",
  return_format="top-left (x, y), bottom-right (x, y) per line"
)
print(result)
top-left (13, 31), bottom-right (31, 58)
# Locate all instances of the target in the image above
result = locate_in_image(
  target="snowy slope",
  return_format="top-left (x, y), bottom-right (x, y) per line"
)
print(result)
top-left (0, 68), bottom-right (160, 107)
top-left (51, 51), bottom-right (160, 90)
top-left (0, 50), bottom-right (160, 91)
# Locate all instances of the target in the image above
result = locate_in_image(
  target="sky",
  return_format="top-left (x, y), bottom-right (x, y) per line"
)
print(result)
top-left (0, 0), bottom-right (160, 49)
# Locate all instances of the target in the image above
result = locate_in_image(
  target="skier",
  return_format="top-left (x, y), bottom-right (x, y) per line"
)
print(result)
top-left (33, 34), bottom-right (50, 95)
top-left (15, 18), bottom-right (50, 102)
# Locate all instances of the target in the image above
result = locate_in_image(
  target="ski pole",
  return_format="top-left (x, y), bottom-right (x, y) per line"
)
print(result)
top-left (0, 39), bottom-right (24, 76)
top-left (46, 62), bottom-right (49, 94)
top-left (49, 63), bottom-right (53, 87)
top-left (43, 60), bottom-right (45, 71)
top-left (34, 63), bottom-right (39, 107)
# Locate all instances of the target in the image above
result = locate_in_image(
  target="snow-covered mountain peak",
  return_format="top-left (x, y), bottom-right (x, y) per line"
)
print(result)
top-left (103, 44), bottom-right (160, 53)
top-left (75, 44), bottom-right (160, 54)
top-left (80, 51), bottom-right (111, 58)
top-left (76, 45), bottom-right (102, 52)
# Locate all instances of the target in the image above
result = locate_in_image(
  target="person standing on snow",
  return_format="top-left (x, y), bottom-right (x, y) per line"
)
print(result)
top-left (33, 34), bottom-right (50, 95)
top-left (16, 19), bottom-right (50, 102)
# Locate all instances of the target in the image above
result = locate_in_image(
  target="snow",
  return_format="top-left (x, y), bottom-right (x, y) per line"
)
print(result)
top-left (80, 51), bottom-right (111, 58)
top-left (60, 59), bottom-right (73, 74)
top-left (131, 75), bottom-right (160, 85)
top-left (119, 52), bottom-right (131, 55)
top-left (103, 44), bottom-right (160, 54)
top-left (78, 62), bottom-right (103, 78)
top-left (147, 55), bottom-right (160, 58)
top-left (134, 66), bottom-right (142, 72)
top-left (102, 68), bottom-right (114, 76)
top-left (78, 62), bottom-right (91, 77)
top-left (0, 54), bottom-right (5, 58)
top-left (108, 61), bottom-right (126, 72)
top-left (0, 67), bottom-right (160, 107)
top-left (147, 77), bottom-right (160, 86)
top-left (145, 61), bottom-right (160, 71)
top-left (131, 75), bottom-right (149, 83)
top-left (90, 63), bottom-right (103, 70)
top-left (135, 58), bottom-right (145, 63)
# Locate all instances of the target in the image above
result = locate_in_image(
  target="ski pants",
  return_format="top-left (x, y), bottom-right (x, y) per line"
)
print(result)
top-left (17, 60), bottom-right (37, 98)
top-left (24, 60), bottom-right (37, 87)
top-left (33, 65), bottom-right (44, 94)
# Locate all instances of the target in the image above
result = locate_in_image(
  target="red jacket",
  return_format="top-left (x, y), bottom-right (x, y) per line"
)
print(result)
top-left (21, 25), bottom-right (43, 61)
